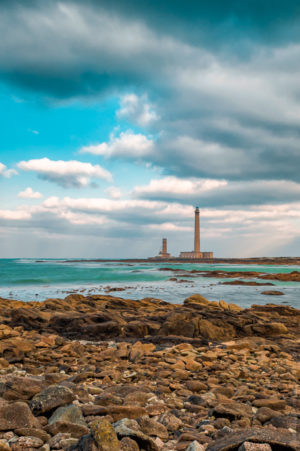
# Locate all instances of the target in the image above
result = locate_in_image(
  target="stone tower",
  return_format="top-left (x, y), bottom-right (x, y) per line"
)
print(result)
top-left (194, 207), bottom-right (200, 253)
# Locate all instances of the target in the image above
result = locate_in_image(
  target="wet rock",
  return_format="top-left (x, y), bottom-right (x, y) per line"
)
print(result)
top-left (30, 385), bottom-right (75, 414)
top-left (0, 402), bottom-right (40, 430)
top-left (261, 291), bottom-right (284, 296)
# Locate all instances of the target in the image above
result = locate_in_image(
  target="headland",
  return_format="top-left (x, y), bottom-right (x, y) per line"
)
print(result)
top-left (0, 292), bottom-right (298, 450)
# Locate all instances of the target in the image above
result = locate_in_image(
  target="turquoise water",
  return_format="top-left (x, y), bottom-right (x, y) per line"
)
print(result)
top-left (0, 259), bottom-right (299, 309)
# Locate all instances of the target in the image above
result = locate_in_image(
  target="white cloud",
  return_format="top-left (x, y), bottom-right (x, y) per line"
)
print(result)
top-left (134, 176), bottom-right (227, 197)
top-left (0, 209), bottom-right (31, 220)
top-left (0, 162), bottom-right (17, 178)
top-left (81, 131), bottom-right (154, 159)
top-left (105, 186), bottom-right (123, 199)
top-left (18, 187), bottom-right (43, 199)
top-left (17, 157), bottom-right (112, 187)
top-left (117, 94), bottom-right (158, 126)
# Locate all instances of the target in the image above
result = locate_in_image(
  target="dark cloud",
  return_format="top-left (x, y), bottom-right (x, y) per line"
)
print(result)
top-left (134, 178), bottom-right (300, 207)
top-left (1, 0), bottom-right (300, 186)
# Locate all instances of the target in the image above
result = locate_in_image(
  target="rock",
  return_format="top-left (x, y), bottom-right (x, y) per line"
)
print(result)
top-left (114, 418), bottom-right (159, 451)
top-left (49, 404), bottom-right (87, 427)
top-left (0, 376), bottom-right (44, 401)
top-left (67, 433), bottom-right (98, 450)
top-left (186, 381), bottom-right (207, 392)
top-left (90, 418), bottom-right (120, 450)
top-left (252, 398), bottom-right (287, 411)
top-left (186, 441), bottom-right (205, 451)
top-left (30, 385), bottom-right (75, 414)
top-left (238, 443), bottom-right (272, 451)
top-left (138, 417), bottom-right (168, 440)
top-left (120, 437), bottom-right (139, 450)
top-left (251, 323), bottom-right (288, 336)
top-left (0, 402), bottom-right (40, 430)
top-left (160, 412), bottom-right (183, 431)
top-left (206, 428), bottom-right (299, 451)
top-left (211, 402), bottom-right (253, 420)
top-left (11, 435), bottom-right (44, 449)
top-left (46, 420), bottom-right (89, 438)
top-left (0, 440), bottom-right (10, 451)
top-left (14, 428), bottom-right (50, 442)
top-left (254, 407), bottom-right (279, 423)
top-left (267, 415), bottom-right (300, 432)
top-left (184, 295), bottom-right (210, 306)
top-left (81, 405), bottom-right (146, 421)
top-left (261, 291), bottom-right (285, 296)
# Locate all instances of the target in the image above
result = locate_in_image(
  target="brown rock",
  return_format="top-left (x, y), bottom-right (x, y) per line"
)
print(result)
top-left (207, 428), bottom-right (299, 451)
top-left (0, 376), bottom-right (44, 401)
top-left (120, 437), bottom-right (139, 451)
top-left (30, 385), bottom-right (75, 414)
top-left (238, 443), bottom-right (272, 451)
top-left (138, 417), bottom-right (168, 440)
top-left (252, 398), bottom-right (287, 411)
top-left (212, 401), bottom-right (253, 420)
top-left (0, 402), bottom-right (40, 431)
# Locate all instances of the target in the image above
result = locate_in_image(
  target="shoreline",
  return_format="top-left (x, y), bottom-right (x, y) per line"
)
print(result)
top-left (53, 257), bottom-right (300, 265)
top-left (0, 292), bottom-right (299, 449)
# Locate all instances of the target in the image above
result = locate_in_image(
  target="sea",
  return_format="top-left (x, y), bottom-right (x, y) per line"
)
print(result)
top-left (0, 259), bottom-right (299, 309)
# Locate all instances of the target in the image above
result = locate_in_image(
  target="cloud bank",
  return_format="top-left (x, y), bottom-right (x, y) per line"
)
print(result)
top-left (17, 158), bottom-right (112, 188)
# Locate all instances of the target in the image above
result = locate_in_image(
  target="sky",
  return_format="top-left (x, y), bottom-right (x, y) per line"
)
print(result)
top-left (0, 0), bottom-right (300, 258)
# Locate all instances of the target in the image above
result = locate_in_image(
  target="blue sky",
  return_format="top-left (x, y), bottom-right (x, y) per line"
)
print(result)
top-left (0, 0), bottom-right (300, 257)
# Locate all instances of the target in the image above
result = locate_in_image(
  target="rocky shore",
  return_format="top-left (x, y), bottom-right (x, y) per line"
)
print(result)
top-left (0, 293), bottom-right (299, 450)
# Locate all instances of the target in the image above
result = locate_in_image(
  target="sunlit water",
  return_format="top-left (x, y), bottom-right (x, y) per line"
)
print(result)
top-left (0, 259), bottom-right (299, 309)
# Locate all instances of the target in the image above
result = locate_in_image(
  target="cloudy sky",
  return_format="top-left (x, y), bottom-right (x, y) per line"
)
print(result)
top-left (1, 0), bottom-right (300, 258)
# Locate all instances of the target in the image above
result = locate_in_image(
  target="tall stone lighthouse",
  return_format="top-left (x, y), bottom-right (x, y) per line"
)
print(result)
top-left (179, 207), bottom-right (213, 259)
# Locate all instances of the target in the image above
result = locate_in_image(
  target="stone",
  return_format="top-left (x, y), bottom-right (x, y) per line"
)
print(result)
top-left (211, 402), bottom-right (253, 420)
top-left (120, 437), bottom-right (139, 451)
top-left (114, 418), bottom-right (159, 451)
top-left (90, 418), bottom-right (120, 451)
top-left (254, 407), bottom-right (279, 423)
top-left (206, 428), bottom-right (299, 451)
top-left (160, 412), bottom-right (183, 432)
top-left (238, 443), bottom-right (272, 451)
top-left (138, 417), bottom-right (168, 440)
top-left (11, 435), bottom-right (44, 449)
top-left (252, 398), bottom-right (287, 411)
top-left (0, 376), bottom-right (45, 401)
top-left (0, 440), bottom-right (10, 451)
top-left (0, 402), bottom-right (40, 430)
top-left (46, 420), bottom-right (89, 438)
top-left (49, 404), bottom-right (87, 427)
top-left (14, 428), bottom-right (50, 442)
top-left (30, 385), bottom-right (75, 414)
top-left (186, 441), bottom-right (205, 451)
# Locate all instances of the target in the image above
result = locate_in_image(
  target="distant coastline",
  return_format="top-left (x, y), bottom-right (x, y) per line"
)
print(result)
top-left (54, 256), bottom-right (300, 265)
